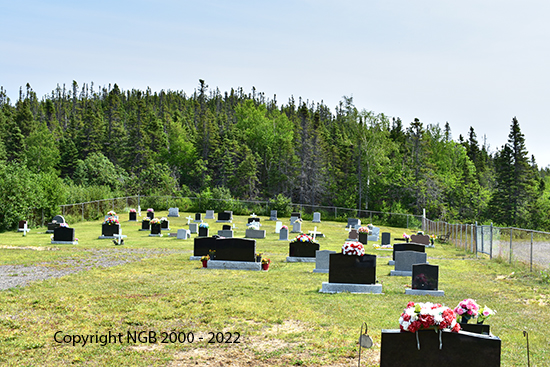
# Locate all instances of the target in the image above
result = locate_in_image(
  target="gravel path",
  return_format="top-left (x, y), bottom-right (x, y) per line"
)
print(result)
top-left (0, 248), bottom-right (187, 291)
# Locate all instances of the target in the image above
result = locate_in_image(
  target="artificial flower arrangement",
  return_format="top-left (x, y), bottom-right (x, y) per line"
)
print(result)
top-left (403, 233), bottom-right (411, 240)
top-left (281, 225), bottom-right (288, 230)
top-left (59, 222), bottom-right (69, 228)
top-left (454, 299), bottom-right (495, 324)
top-left (143, 217), bottom-right (151, 221)
top-left (357, 226), bottom-right (372, 234)
top-left (373, 243), bottom-right (392, 249)
top-left (129, 208), bottom-right (136, 213)
top-left (104, 217), bottom-right (120, 225)
top-left (201, 255), bottom-right (210, 261)
top-left (342, 241), bottom-right (365, 256)
top-left (261, 258), bottom-right (271, 265)
top-left (199, 222), bottom-right (209, 228)
top-left (107, 210), bottom-right (117, 216)
top-left (399, 301), bottom-right (461, 333)
top-left (290, 234), bottom-right (318, 244)
top-left (147, 208), bottom-right (154, 212)
top-left (150, 218), bottom-right (161, 225)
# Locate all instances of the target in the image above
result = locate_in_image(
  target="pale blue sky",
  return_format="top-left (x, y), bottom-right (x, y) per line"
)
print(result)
top-left (2, 1), bottom-right (550, 166)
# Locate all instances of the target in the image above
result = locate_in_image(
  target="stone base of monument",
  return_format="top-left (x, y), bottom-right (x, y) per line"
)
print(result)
top-left (128, 220), bottom-right (138, 222)
top-left (98, 234), bottom-right (127, 240)
top-left (189, 256), bottom-right (202, 261)
top-left (161, 227), bottom-right (170, 231)
top-left (405, 289), bottom-right (445, 297)
top-left (320, 282), bottom-right (382, 294)
top-left (138, 228), bottom-right (149, 231)
top-left (388, 260), bottom-right (395, 265)
top-left (149, 234), bottom-right (163, 237)
top-left (206, 260), bottom-right (261, 271)
top-left (216, 220), bottom-right (232, 223)
top-left (51, 241), bottom-right (78, 245)
top-left (390, 270), bottom-right (412, 276)
top-left (286, 256), bottom-right (316, 262)
top-left (312, 268), bottom-right (329, 273)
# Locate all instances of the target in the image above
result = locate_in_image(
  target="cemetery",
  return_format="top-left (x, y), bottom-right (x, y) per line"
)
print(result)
top-left (0, 209), bottom-right (545, 366)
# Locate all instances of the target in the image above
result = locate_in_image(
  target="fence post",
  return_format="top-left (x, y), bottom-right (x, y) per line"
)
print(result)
top-left (490, 223), bottom-right (493, 260)
top-left (530, 231), bottom-right (533, 272)
top-left (82, 203), bottom-right (84, 222)
top-left (509, 228), bottom-right (513, 264)
top-left (474, 222), bottom-right (478, 257)
top-left (481, 224), bottom-right (484, 254)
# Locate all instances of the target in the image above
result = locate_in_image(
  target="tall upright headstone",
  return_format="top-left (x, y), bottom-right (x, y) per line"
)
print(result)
top-left (312, 212), bottom-right (321, 223)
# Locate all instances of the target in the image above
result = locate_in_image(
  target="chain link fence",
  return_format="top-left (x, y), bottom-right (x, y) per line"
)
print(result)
top-left (424, 219), bottom-right (550, 271)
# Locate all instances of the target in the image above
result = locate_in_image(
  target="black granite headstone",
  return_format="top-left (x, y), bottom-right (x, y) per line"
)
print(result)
top-left (222, 224), bottom-right (231, 230)
top-left (328, 253), bottom-right (376, 284)
top-left (412, 263), bottom-right (439, 290)
top-left (193, 237), bottom-right (219, 257)
top-left (141, 220), bottom-right (150, 230)
top-left (161, 220), bottom-right (169, 229)
top-left (151, 223), bottom-right (161, 235)
top-left (147, 211), bottom-right (154, 219)
top-left (381, 232), bottom-right (391, 246)
top-left (460, 323), bottom-right (491, 335)
top-left (218, 211), bottom-right (233, 221)
top-left (129, 212), bottom-right (137, 221)
top-left (53, 227), bottom-right (75, 242)
top-left (291, 212), bottom-right (301, 219)
top-left (216, 238), bottom-right (256, 262)
top-left (195, 213), bottom-right (202, 221)
top-left (393, 242), bottom-right (425, 260)
top-left (247, 217), bottom-right (261, 224)
top-left (380, 329), bottom-right (501, 367)
top-left (347, 218), bottom-right (360, 227)
top-left (289, 241), bottom-right (320, 257)
top-left (102, 223), bottom-right (120, 237)
top-left (198, 227), bottom-right (209, 237)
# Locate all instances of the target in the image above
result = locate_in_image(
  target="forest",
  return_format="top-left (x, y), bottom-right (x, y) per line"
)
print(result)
top-left (0, 80), bottom-right (549, 232)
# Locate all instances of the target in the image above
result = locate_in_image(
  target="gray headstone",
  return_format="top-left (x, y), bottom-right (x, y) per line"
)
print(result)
top-left (168, 208), bottom-right (180, 217)
top-left (269, 210), bottom-right (278, 221)
top-left (395, 251), bottom-right (427, 272)
top-left (368, 226), bottom-right (380, 241)
top-left (314, 250), bottom-right (336, 273)
top-left (52, 215), bottom-right (65, 223)
top-left (347, 218), bottom-right (361, 228)
top-left (218, 229), bottom-right (234, 238)
top-left (312, 212), bottom-right (321, 223)
top-left (279, 227), bottom-right (289, 240)
top-left (189, 223), bottom-right (198, 234)
top-left (291, 220), bottom-right (302, 233)
top-left (245, 229), bottom-right (266, 239)
top-left (412, 263), bottom-right (439, 290)
top-left (381, 232), bottom-right (391, 246)
top-left (275, 221), bottom-right (283, 233)
top-left (205, 210), bottom-right (215, 219)
top-left (177, 229), bottom-right (190, 239)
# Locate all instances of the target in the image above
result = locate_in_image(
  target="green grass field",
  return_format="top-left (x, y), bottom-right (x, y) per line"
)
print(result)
top-left (1, 212), bottom-right (548, 366)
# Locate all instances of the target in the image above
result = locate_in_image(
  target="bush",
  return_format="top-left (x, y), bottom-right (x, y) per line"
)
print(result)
top-left (269, 194), bottom-right (292, 217)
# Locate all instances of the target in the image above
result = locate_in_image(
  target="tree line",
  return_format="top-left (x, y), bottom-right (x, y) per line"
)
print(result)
top-left (0, 80), bottom-right (548, 231)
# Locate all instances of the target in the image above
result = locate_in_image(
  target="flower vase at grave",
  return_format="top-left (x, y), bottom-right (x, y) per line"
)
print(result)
top-left (262, 263), bottom-right (269, 271)
top-left (151, 223), bottom-right (161, 235)
top-left (202, 260), bottom-right (208, 268)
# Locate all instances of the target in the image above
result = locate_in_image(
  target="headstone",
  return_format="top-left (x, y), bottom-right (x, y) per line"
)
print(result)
top-left (269, 210), bottom-right (278, 221)
top-left (313, 250), bottom-right (336, 273)
top-left (347, 229), bottom-right (359, 241)
top-left (100, 222), bottom-right (121, 238)
top-left (161, 219), bottom-right (170, 230)
top-left (279, 227), bottom-right (289, 241)
top-left (194, 213), bottom-right (202, 222)
top-left (218, 229), bottom-right (234, 237)
top-left (222, 224), bottom-right (231, 230)
top-left (168, 208), bottom-right (180, 217)
top-left (245, 228), bottom-right (266, 239)
top-left (368, 226), bottom-right (380, 241)
top-left (52, 215), bottom-right (66, 224)
top-left (18, 220), bottom-right (29, 233)
top-left (390, 251), bottom-right (428, 276)
top-left (312, 212), bottom-right (321, 223)
top-left (288, 240), bottom-right (319, 258)
top-left (405, 263), bottom-right (444, 297)
top-left (140, 220), bottom-right (150, 231)
top-left (129, 211), bottom-right (137, 221)
top-left (411, 234), bottom-right (430, 246)
top-left (308, 226), bottom-right (324, 240)
top-left (198, 226), bottom-right (209, 237)
top-left (217, 211), bottom-right (233, 222)
top-left (380, 329), bottom-right (501, 367)
top-left (52, 226), bottom-right (77, 244)
top-left (193, 237), bottom-right (257, 262)
top-left (177, 229), bottom-right (191, 240)
top-left (347, 218), bottom-right (361, 229)
top-left (290, 212), bottom-right (301, 224)
top-left (391, 243), bottom-right (426, 265)
top-left (247, 217), bottom-right (261, 224)
top-left (205, 210), bottom-right (215, 219)
top-left (275, 221), bottom-right (283, 233)
top-left (321, 253), bottom-right (382, 293)
top-left (381, 232), bottom-right (391, 246)
top-left (189, 223), bottom-right (198, 234)
top-left (291, 219), bottom-right (302, 233)
top-left (185, 215), bottom-right (193, 224)
top-left (146, 210), bottom-right (154, 219)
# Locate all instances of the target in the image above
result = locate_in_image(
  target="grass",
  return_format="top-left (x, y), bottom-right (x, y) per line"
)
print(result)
top-left (0, 212), bottom-right (549, 366)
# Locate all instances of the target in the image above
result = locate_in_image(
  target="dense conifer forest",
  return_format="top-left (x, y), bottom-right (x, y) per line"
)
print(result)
top-left (0, 80), bottom-right (549, 231)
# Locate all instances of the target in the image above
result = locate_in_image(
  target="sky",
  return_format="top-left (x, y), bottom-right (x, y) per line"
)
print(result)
top-left (2, 0), bottom-right (550, 167)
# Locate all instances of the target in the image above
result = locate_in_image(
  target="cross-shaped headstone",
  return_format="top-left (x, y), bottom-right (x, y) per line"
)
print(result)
top-left (186, 215), bottom-right (193, 225)
top-left (250, 213), bottom-right (257, 217)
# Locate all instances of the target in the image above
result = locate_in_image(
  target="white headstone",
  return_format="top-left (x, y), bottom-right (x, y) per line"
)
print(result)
top-left (205, 210), bottom-right (215, 219)
top-left (312, 212), bottom-right (321, 223)
top-left (177, 229), bottom-right (190, 239)
top-left (292, 220), bottom-right (302, 233)
top-left (186, 215), bottom-right (193, 225)
top-left (168, 208), bottom-right (180, 217)
top-left (275, 221), bottom-right (283, 233)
